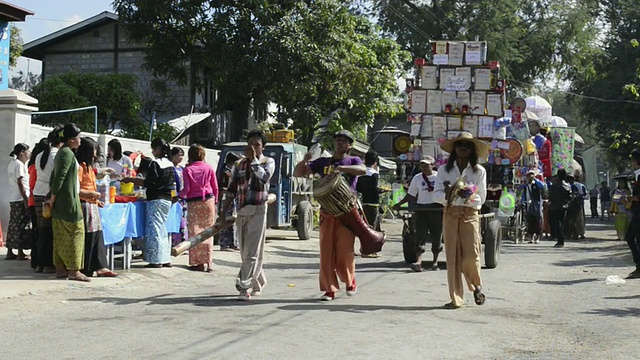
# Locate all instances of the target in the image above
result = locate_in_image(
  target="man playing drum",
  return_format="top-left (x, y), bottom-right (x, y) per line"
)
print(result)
top-left (433, 132), bottom-right (488, 309)
top-left (294, 130), bottom-right (366, 301)
top-left (394, 155), bottom-right (443, 272)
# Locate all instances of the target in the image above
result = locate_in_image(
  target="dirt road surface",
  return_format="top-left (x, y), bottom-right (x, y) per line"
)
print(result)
top-left (1, 217), bottom-right (638, 359)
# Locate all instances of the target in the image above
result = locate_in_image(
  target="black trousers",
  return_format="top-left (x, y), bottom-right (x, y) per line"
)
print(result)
top-left (590, 198), bottom-right (599, 217)
top-left (413, 204), bottom-right (444, 256)
top-left (82, 230), bottom-right (109, 276)
top-left (34, 196), bottom-right (54, 268)
top-left (362, 204), bottom-right (381, 232)
top-left (548, 209), bottom-right (566, 244)
top-left (29, 206), bottom-right (38, 269)
top-left (625, 212), bottom-right (640, 270)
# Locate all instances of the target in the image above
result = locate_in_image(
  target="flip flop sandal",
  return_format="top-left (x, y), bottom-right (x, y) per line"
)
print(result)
top-left (56, 272), bottom-right (70, 279)
top-left (428, 263), bottom-right (439, 271)
top-left (96, 270), bottom-right (118, 277)
top-left (473, 288), bottom-right (486, 306)
top-left (68, 275), bottom-right (91, 282)
top-left (409, 263), bottom-right (423, 272)
top-left (443, 302), bottom-right (462, 309)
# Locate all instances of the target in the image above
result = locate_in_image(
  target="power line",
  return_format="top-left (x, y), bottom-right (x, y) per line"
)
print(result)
top-left (395, 0), bottom-right (454, 39)
top-left (383, 3), bottom-right (433, 42)
top-left (509, 79), bottom-right (640, 106)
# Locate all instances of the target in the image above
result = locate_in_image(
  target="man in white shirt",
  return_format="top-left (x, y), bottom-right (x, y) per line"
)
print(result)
top-left (394, 156), bottom-right (443, 271)
top-left (433, 132), bottom-right (488, 309)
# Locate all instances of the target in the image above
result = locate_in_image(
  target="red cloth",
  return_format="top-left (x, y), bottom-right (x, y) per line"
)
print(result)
top-left (538, 139), bottom-right (552, 178)
top-left (28, 164), bottom-right (37, 207)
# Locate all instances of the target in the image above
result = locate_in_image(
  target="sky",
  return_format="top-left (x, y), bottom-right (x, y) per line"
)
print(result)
top-left (10, 0), bottom-right (114, 76)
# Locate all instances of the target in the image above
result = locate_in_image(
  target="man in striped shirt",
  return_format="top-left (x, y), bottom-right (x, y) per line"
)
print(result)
top-left (221, 130), bottom-right (275, 300)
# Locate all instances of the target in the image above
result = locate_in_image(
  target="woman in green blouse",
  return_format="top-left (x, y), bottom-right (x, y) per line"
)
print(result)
top-left (48, 124), bottom-right (88, 282)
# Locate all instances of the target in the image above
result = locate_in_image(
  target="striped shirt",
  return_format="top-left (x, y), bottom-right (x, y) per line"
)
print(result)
top-left (227, 155), bottom-right (275, 209)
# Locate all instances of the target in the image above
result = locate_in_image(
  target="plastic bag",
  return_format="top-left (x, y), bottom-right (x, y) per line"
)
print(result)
top-left (498, 187), bottom-right (516, 217)
top-left (605, 275), bottom-right (626, 285)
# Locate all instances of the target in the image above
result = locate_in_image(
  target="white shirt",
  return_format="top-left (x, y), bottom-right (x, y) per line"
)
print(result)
top-left (106, 156), bottom-right (134, 176)
top-left (33, 147), bottom-right (58, 196)
top-left (408, 172), bottom-right (438, 204)
top-left (434, 163), bottom-right (487, 209)
top-left (7, 159), bottom-right (29, 202)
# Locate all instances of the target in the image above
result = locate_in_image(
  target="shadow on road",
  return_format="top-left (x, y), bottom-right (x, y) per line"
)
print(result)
top-left (603, 294), bottom-right (640, 300)
top-left (276, 303), bottom-right (446, 313)
top-left (535, 278), bottom-right (600, 286)
top-left (551, 251), bottom-right (632, 268)
top-left (67, 293), bottom-right (350, 308)
top-left (583, 307), bottom-right (640, 317)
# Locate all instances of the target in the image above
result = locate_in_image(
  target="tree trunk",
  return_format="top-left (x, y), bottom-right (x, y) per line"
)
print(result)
top-left (230, 98), bottom-right (252, 142)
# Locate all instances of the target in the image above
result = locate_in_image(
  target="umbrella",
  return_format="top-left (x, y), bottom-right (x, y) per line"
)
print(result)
top-left (524, 96), bottom-right (553, 124)
top-left (574, 133), bottom-right (585, 144)
top-left (549, 116), bottom-right (568, 127)
top-left (523, 110), bottom-right (539, 121)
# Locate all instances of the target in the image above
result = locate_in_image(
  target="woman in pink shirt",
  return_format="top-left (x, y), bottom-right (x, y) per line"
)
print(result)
top-left (179, 144), bottom-right (219, 272)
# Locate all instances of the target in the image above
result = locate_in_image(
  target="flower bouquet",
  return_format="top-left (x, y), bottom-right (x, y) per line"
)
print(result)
top-left (457, 183), bottom-right (478, 200)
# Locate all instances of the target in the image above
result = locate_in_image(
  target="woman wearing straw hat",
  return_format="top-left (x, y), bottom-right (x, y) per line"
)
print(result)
top-left (433, 132), bottom-right (488, 309)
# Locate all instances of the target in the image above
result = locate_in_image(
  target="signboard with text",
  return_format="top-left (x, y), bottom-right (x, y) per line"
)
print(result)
top-left (0, 22), bottom-right (9, 91)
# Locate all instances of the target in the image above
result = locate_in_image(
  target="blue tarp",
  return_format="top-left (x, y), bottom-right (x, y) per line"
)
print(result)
top-left (100, 202), bottom-right (182, 245)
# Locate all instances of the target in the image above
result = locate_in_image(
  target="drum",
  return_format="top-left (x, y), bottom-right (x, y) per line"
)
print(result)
top-left (313, 174), bottom-right (356, 216)
top-left (314, 174), bottom-right (386, 255)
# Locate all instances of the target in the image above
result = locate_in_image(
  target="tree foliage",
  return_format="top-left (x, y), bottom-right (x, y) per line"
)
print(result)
top-left (371, 0), bottom-right (599, 87)
top-left (569, 0), bottom-right (640, 166)
top-left (113, 0), bottom-right (409, 144)
top-left (30, 72), bottom-right (142, 134)
top-left (9, 24), bottom-right (22, 68)
top-left (10, 71), bottom-right (40, 92)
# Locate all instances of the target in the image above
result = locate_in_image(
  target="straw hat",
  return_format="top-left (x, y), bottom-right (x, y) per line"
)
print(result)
top-left (440, 132), bottom-right (489, 158)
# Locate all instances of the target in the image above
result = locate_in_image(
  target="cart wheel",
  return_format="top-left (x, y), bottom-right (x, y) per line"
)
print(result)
top-left (402, 221), bottom-right (417, 264)
top-left (296, 201), bottom-right (313, 240)
top-left (484, 219), bottom-right (502, 269)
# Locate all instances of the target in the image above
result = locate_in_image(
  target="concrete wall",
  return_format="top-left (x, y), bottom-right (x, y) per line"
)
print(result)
top-left (0, 90), bottom-right (39, 242)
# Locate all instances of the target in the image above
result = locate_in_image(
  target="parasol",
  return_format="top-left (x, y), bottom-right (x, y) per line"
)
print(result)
top-left (549, 116), bottom-right (568, 127)
top-left (574, 133), bottom-right (585, 144)
top-left (524, 96), bottom-right (553, 124)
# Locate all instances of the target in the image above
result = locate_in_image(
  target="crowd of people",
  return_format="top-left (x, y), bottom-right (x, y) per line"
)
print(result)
top-left (6, 124), bottom-right (639, 306)
top-left (4, 123), bottom-right (225, 281)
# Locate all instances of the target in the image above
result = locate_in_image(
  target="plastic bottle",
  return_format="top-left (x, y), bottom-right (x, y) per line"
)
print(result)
top-left (109, 186), bottom-right (116, 204)
top-left (98, 174), bottom-right (110, 204)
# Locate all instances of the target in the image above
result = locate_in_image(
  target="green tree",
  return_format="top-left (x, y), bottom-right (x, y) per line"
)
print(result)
top-left (371, 0), bottom-right (599, 86)
top-left (569, 0), bottom-right (640, 168)
top-left (30, 72), bottom-right (143, 135)
top-left (9, 24), bottom-right (22, 68)
top-left (113, 0), bottom-right (409, 144)
top-left (10, 70), bottom-right (40, 91)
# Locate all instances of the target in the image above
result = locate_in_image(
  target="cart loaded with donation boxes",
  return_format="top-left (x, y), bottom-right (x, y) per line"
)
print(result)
top-left (396, 40), bottom-right (508, 268)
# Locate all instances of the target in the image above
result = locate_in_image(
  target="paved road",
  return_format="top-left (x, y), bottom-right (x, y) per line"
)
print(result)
top-left (1, 217), bottom-right (639, 360)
